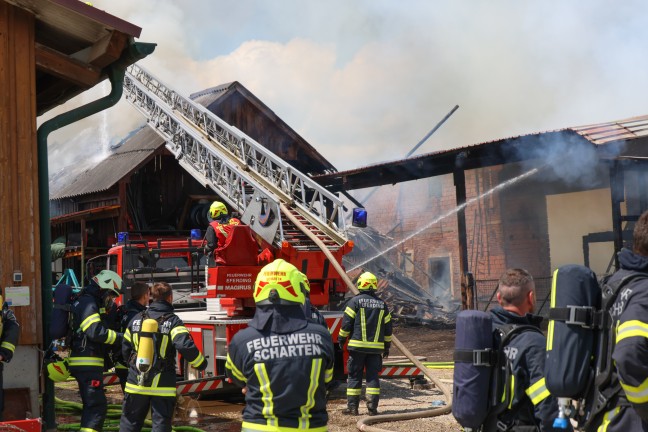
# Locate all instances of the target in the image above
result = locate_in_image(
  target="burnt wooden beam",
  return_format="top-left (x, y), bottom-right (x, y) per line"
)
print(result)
top-left (35, 42), bottom-right (101, 87)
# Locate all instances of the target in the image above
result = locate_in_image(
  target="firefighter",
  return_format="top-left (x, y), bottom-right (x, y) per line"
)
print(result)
top-left (485, 268), bottom-right (567, 431)
top-left (0, 297), bottom-right (19, 421)
top-left (113, 282), bottom-right (150, 391)
top-left (587, 210), bottom-right (648, 431)
top-left (120, 281), bottom-right (207, 432)
top-left (338, 271), bottom-right (392, 416)
top-left (204, 200), bottom-right (241, 254)
top-left (225, 259), bottom-right (335, 431)
top-left (299, 272), bottom-right (328, 328)
top-left (69, 269), bottom-right (123, 432)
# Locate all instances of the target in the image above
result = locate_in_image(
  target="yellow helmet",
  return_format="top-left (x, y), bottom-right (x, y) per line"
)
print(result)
top-left (254, 259), bottom-right (305, 305)
top-left (299, 272), bottom-right (311, 293)
top-left (47, 359), bottom-right (70, 382)
top-left (357, 272), bottom-right (378, 290)
top-left (92, 269), bottom-right (123, 295)
top-left (209, 201), bottom-right (228, 220)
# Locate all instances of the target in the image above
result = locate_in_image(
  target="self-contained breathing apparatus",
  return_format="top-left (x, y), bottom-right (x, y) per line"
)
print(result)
top-left (452, 310), bottom-right (542, 431)
top-left (129, 311), bottom-right (173, 385)
top-left (544, 264), bottom-right (646, 430)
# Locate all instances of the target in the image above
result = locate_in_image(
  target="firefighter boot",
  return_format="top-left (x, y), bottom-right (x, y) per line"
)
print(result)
top-left (366, 395), bottom-right (380, 416)
top-left (342, 396), bottom-right (359, 416)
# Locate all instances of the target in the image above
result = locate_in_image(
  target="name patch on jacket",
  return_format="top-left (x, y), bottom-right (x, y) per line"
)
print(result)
top-left (357, 299), bottom-right (384, 309)
top-left (246, 333), bottom-right (324, 361)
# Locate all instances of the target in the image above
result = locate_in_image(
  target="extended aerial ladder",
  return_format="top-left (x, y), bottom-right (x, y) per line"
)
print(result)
top-left (122, 65), bottom-right (347, 250)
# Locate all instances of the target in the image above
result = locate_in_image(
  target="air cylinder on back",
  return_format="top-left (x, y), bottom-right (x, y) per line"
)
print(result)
top-left (453, 310), bottom-right (494, 430)
top-left (51, 284), bottom-right (74, 340)
top-left (545, 264), bottom-right (600, 398)
top-left (136, 319), bottom-right (159, 374)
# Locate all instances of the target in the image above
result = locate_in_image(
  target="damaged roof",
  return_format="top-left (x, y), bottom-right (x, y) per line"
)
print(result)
top-left (50, 127), bottom-right (163, 199)
top-left (191, 82), bottom-right (337, 176)
top-left (314, 114), bottom-right (648, 192)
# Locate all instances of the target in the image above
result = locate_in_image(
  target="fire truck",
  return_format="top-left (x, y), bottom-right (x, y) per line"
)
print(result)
top-left (95, 64), bottom-right (426, 395)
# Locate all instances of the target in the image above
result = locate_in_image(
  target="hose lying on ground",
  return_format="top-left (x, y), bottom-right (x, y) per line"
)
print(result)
top-left (54, 397), bottom-right (206, 432)
top-left (280, 204), bottom-right (453, 432)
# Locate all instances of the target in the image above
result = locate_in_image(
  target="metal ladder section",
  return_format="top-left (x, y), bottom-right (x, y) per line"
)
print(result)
top-left (122, 64), bottom-right (346, 249)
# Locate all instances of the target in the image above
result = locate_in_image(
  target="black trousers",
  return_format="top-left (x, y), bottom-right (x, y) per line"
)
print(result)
top-left (115, 367), bottom-right (128, 392)
top-left (72, 369), bottom-right (107, 431)
top-left (120, 392), bottom-right (176, 432)
top-left (347, 350), bottom-right (382, 395)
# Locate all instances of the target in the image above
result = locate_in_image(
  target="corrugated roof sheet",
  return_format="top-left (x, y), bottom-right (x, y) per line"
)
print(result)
top-left (50, 127), bottom-right (163, 200)
top-left (571, 115), bottom-right (648, 145)
top-left (314, 113), bottom-right (648, 191)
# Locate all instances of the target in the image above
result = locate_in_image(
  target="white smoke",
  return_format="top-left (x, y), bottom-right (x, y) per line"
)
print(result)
top-left (42, 0), bottom-right (648, 177)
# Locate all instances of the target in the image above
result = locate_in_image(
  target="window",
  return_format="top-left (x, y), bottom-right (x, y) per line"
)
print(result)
top-left (400, 249), bottom-right (414, 277)
top-left (428, 256), bottom-right (451, 297)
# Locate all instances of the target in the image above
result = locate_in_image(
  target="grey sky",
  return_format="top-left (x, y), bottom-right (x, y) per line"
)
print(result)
top-left (44, 1), bottom-right (648, 174)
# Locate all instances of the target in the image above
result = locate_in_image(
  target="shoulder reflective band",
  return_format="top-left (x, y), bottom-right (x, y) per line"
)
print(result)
top-left (80, 313), bottom-right (101, 332)
top-left (344, 307), bottom-right (356, 319)
top-left (170, 325), bottom-right (190, 341)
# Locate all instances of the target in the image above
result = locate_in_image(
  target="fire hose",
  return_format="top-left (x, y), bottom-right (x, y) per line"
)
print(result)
top-left (280, 204), bottom-right (453, 432)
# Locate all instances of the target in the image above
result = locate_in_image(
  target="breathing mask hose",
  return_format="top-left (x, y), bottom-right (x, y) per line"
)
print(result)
top-left (279, 204), bottom-right (452, 432)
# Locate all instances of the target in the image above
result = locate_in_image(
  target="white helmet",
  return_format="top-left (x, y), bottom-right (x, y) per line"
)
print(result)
top-left (92, 270), bottom-right (123, 295)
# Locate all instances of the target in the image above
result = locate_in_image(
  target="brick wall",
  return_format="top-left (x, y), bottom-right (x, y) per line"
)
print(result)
top-left (364, 164), bottom-right (552, 304)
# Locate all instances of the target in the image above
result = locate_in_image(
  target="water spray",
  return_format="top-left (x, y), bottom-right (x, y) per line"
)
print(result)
top-left (350, 166), bottom-right (542, 271)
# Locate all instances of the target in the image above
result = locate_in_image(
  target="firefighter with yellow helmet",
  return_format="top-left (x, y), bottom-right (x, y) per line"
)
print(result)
top-left (226, 259), bottom-right (335, 431)
top-left (204, 200), bottom-right (241, 254)
top-left (338, 271), bottom-right (392, 416)
top-left (69, 269), bottom-right (123, 431)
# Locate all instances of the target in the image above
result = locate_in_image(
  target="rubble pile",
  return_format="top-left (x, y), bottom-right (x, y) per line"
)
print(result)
top-left (344, 227), bottom-right (458, 329)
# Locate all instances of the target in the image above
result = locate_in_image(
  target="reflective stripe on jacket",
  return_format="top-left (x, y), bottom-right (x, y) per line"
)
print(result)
top-left (226, 320), bottom-right (335, 430)
top-left (339, 291), bottom-right (392, 354)
top-left (70, 285), bottom-right (120, 372)
top-left (0, 306), bottom-right (19, 362)
top-left (122, 300), bottom-right (207, 397)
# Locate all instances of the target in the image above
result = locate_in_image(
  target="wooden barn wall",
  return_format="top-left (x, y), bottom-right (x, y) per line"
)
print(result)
top-left (0, 3), bottom-right (42, 345)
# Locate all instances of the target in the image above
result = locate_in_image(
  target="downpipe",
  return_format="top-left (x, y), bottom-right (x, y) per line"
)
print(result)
top-left (37, 42), bottom-right (155, 430)
top-left (279, 203), bottom-right (452, 432)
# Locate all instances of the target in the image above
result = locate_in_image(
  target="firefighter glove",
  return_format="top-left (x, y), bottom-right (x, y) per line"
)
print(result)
top-left (383, 350), bottom-right (389, 359)
top-left (338, 338), bottom-right (346, 350)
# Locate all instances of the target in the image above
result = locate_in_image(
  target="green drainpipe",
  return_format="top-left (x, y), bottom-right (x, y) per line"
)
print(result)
top-left (37, 41), bottom-right (155, 430)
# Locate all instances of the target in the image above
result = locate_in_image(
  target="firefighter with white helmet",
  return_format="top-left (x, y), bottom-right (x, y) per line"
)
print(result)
top-left (69, 269), bottom-right (123, 431)
top-left (338, 271), bottom-right (392, 416)
top-left (204, 200), bottom-right (241, 254)
top-left (225, 259), bottom-right (335, 431)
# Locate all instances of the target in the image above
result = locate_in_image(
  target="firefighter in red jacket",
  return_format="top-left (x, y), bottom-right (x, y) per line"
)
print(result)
top-left (338, 271), bottom-right (392, 416)
top-left (120, 281), bottom-right (207, 431)
top-left (204, 201), bottom-right (241, 254)
top-left (69, 270), bottom-right (123, 431)
top-left (225, 259), bottom-right (335, 431)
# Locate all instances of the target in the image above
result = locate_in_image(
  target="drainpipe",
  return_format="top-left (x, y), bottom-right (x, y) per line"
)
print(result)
top-left (37, 41), bottom-right (155, 430)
